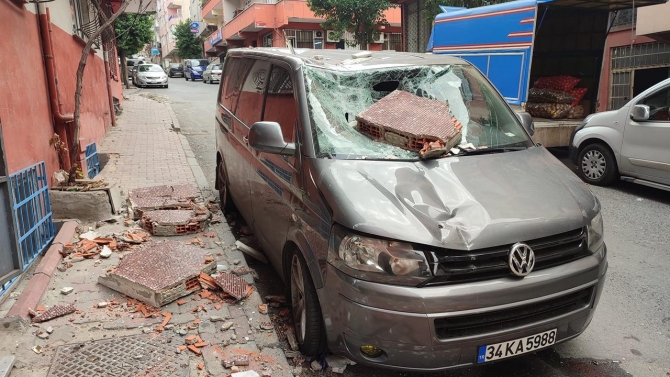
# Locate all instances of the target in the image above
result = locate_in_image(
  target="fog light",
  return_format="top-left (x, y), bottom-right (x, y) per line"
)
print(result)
top-left (360, 345), bottom-right (383, 358)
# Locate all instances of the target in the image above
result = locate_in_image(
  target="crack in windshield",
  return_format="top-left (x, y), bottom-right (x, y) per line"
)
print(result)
top-left (304, 64), bottom-right (533, 160)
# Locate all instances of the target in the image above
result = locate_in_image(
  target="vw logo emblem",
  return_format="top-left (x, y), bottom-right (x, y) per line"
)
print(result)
top-left (509, 243), bottom-right (535, 277)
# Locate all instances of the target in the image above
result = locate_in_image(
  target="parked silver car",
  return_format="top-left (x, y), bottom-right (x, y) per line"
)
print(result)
top-left (215, 48), bottom-right (607, 371)
top-left (570, 78), bottom-right (670, 190)
top-left (202, 63), bottom-right (222, 84)
top-left (135, 64), bottom-right (168, 88)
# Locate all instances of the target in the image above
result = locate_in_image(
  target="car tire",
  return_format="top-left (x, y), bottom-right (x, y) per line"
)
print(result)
top-left (578, 143), bottom-right (618, 186)
top-left (216, 159), bottom-right (235, 212)
top-left (288, 250), bottom-right (327, 356)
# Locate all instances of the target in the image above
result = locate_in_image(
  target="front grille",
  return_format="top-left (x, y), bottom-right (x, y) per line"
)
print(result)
top-left (424, 227), bottom-right (589, 286)
top-left (146, 76), bottom-right (160, 79)
top-left (434, 286), bottom-right (594, 339)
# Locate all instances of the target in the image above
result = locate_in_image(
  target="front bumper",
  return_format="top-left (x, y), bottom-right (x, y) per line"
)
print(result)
top-left (189, 71), bottom-right (203, 79)
top-left (138, 77), bottom-right (168, 86)
top-left (318, 245), bottom-right (607, 371)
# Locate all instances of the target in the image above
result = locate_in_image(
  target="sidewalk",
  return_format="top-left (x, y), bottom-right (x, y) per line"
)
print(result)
top-left (0, 93), bottom-right (292, 377)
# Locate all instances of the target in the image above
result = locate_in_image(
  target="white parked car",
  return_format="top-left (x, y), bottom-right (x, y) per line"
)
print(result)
top-left (570, 78), bottom-right (670, 191)
top-left (202, 64), bottom-right (222, 84)
top-left (135, 64), bottom-right (169, 88)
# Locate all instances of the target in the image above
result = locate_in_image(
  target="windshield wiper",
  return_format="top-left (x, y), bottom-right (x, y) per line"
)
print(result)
top-left (455, 147), bottom-right (527, 156)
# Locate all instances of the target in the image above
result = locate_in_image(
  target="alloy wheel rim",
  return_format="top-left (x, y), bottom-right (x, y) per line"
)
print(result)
top-left (581, 150), bottom-right (606, 180)
top-left (290, 254), bottom-right (307, 344)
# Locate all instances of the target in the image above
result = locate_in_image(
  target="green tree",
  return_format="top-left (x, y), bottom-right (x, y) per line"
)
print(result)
top-left (307, 0), bottom-right (392, 47)
top-left (115, 14), bottom-right (154, 88)
top-left (174, 19), bottom-right (203, 59)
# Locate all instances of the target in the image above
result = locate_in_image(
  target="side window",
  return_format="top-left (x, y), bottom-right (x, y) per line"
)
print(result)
top-left (236, 59), bottom-right (271, 127)
top-left (262, 65), bottom-right (296, 143)
top-left (220, 57), bottom-right (253, 114)
top-left (640, 87), bottom-right (670, 121)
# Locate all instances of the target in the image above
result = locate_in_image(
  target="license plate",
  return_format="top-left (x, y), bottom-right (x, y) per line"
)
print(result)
top-left (477, 329), bottom-right (557, 363)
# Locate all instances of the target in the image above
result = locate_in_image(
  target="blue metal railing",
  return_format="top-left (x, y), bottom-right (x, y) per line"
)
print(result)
top-left (0, 277), bottom-right (18, 297)
top-left (85, 143), bottom-right (100, 179)
top-left (9, 162), bottom-right (55, 269)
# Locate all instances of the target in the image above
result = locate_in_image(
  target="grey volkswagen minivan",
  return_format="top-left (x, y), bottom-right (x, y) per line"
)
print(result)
top-left (214, 48), bottom-right (607, 371)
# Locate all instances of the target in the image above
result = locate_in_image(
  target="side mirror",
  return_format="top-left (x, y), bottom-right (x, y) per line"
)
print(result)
top-left (630, 104), bottom-right (650, 122)
top-left (516, 111), bottom-right (535, 136)
top-left (248, 122), bottom-right (296, 156)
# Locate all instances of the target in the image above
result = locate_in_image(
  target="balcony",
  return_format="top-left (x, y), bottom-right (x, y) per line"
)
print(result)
top-left (167, 0), bottom-right (182, 8)
top-left (223, 2), bottom-right (276, 41)
top-left (637, 2), bottom-right (670, 44)
top-left (202, 0), bottom-right (223, 23)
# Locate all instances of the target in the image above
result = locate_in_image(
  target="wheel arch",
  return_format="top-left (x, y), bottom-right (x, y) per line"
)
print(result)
top-left (577, 137), bottom-right (620, 172)
top-left (284, 228), bottom-right (325, 289)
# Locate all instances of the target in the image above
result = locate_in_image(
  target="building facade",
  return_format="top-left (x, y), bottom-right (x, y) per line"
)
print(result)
top-left (0, 0), bottom-right (145, 296)
top-left (157, 0), bottom-right (191, 61)
top-left (200, 0), bottom-right (402, 59)
top-left (597, 5), bottom-right (670, 112)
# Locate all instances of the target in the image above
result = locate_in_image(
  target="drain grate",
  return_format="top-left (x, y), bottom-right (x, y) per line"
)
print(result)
top-left (46, 334), bottom-right (189, 377)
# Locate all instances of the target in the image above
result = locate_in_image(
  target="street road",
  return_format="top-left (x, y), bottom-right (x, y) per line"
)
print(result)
top-left (142, 77), bottom-right (670, 377)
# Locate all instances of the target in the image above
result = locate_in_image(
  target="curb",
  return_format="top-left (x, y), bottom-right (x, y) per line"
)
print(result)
top-left (5, 221), bottom-right (78, 319)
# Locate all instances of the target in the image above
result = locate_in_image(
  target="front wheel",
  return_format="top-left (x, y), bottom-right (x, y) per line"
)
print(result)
top-left (289, 251), bottom-right (327, 356)
top-left (578, 143), bottom-right (618, 186)
top-left (216, 160), bottom-right (234, 212)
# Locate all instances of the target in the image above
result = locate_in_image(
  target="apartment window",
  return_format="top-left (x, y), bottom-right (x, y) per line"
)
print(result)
top-left (382, 33), bottom-right (402, 52)
top-left (71, 0), bottom-right (100, 46)
top-left (262, 33), bottom-right (273, 47)
top-left (285, 30), bottom-right (314, 49)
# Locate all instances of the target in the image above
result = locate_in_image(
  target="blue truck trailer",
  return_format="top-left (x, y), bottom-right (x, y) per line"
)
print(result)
top-left (428, 0), bottom-right (667, 146)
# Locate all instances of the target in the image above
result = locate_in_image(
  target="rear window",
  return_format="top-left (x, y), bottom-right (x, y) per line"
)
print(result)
top-left (190, 59), bottom-right (210, 67)
top-left (170, 63), bottom-right (182, 68)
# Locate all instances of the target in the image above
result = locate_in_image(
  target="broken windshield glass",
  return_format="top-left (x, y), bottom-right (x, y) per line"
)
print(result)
top-left (304, 64), bottom-right (532, 160)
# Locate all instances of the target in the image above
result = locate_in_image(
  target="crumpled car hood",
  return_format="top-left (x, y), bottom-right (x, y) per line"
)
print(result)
top-left (313, 147), bottom-right (599, 250)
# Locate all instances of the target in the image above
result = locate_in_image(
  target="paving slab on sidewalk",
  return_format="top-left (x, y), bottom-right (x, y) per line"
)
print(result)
top-left (98, 95), bottom-right (200, 193)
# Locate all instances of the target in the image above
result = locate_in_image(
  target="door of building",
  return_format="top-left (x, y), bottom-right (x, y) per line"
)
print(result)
top-left (0, 119), bottom-right (20, 287)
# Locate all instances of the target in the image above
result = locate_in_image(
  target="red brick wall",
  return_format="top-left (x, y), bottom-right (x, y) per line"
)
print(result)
top-left (0, 2), bottom-right (59, 177)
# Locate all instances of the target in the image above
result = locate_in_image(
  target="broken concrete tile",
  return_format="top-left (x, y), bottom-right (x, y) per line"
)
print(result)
top-left (97, 241), bottom-right (216, 307)
top-left (37, 332), bottom-right (49, 339)
top-left (221, 322), bottom-right (234, 331)
top-left (210, 316), bottom-right (224, 322)
top-left (286, 329), bottom-right (299, 351)
top-left (141, 209), bottom-right (210, 236)
top-left (100, 245), bottom-right (112, 258)
top-left (0, 356), bottom-right (16, 377)
top-left (212, 273), bottom-right (248, 300)
top-left (97, 302), bottom-right (108, 308)
top-left (310, 360), bottom-right (322, 371)
top-left (232, 354), bottom-right (250, 366)
top-left (32, 304), bottom-right (76, 323)
top-left (46, 326), bottom-right (54, 334)
top-left (60, 287), bottom-right (74, 295)
top-left (326, 355), bottom-right (356, 374)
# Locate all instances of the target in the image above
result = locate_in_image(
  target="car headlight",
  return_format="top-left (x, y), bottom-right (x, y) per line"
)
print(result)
top-left (587, 212), bottom-right (604, 251)
top-left (328, 225), bottom-right (431, 286)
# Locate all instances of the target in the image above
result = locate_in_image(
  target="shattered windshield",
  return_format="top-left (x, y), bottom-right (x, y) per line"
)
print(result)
top-left (304, 64), bottom-right (533, 160)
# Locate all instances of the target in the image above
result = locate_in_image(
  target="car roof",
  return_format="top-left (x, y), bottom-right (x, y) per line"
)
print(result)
top-left (226, 48), bottom-right (469, 71)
